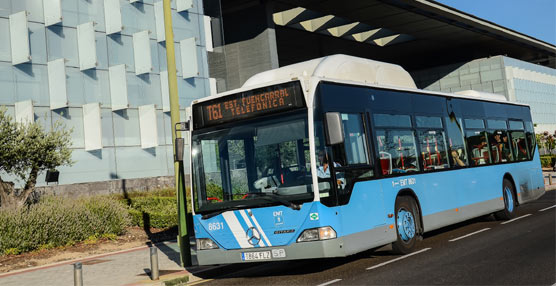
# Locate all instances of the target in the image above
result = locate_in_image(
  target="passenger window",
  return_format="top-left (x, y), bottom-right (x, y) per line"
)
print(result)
top-left (417, 130), bottom-right (449, 171)
top-left (374, 114), bottom-right (412, 128)
top-left (465, 119), bottom-right (485, 129)
top-left (525, 121), bottom-right (535, 157)
top-left (487, 119), bottom-right (507, 130)
top-left (376, 130), bottom-right (419, 174)
top-left (509, 120), bottom-right (524, 130)
top-left (466, 130), bottom-right (490, 166)
top-left (509, 120), bottom-right (528, 161)
top-left (510, 131), bottom-right (529, 161)
top-left (487, 130), bottom-right (513, 163)
top-left (445, 116), bottom-right (468, 167)
top-left (416, 116), bottom-right (443, 129)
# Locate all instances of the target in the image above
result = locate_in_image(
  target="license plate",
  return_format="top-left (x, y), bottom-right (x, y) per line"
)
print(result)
top-left (241, 251), bottom-right (271, 261)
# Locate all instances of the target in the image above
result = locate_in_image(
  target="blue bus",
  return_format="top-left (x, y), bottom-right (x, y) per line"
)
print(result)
top-left (188, 55), bottom-right (545, 265)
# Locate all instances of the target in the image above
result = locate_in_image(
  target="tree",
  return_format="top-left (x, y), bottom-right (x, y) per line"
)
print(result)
top-left (0, 108), bottom-right (73, 209)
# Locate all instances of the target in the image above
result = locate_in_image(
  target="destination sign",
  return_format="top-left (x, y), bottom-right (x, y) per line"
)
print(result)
top-left (193, 81), bottom-right (305, 129)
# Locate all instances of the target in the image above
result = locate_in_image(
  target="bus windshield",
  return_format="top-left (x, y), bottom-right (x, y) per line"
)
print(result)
top-left (191, 111), bottom-right (314, 214)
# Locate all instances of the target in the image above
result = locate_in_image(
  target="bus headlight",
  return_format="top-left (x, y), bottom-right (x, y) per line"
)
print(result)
top-left (296, 226), bottom-right (336, 242)
top-left (197, 238), bottom-right (219, 250)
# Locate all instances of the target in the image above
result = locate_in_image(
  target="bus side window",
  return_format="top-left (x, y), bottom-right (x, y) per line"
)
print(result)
top-left (445, 116), bottom-right (468, 167)
top-left (374, 113), bottom-right (418, 174)
top-left (376, 130), bottom-right (419, 174)
top-left (416, 116), bottom-right (449, 171)
top-left (509, 120), bottom-right (528, 161)
top-left (486, 120), bottom-right (512, 163)
top-left (525, 121), bottom-right (535, 159)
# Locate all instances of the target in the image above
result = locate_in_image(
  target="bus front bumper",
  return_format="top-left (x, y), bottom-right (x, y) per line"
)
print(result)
top-left (196, 238), bottom-right (346, 265)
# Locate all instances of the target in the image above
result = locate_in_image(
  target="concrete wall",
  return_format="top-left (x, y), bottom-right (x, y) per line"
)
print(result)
top-left (411, 55), bottom-right (556, 133)
top-left (207, 2), bottom-right (279, 91)
top-left (0, 0), bottom-right (210, 188)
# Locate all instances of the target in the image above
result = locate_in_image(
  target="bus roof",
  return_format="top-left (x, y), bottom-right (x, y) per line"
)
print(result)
top-left (242, 54), bottom-right (417, 90)
top-left (193, 55), bottom-right (527, 107)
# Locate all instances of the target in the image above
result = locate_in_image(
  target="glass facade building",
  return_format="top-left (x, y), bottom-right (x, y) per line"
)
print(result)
top-left (0, 0), bottom-right (212, 187)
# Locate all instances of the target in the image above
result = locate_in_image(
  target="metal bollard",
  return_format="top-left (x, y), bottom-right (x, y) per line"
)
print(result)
top-left (150, 247), bottom-right (159, 280)
top-left (73, 262), bottom-right (83, 286)
top-left (549, 174), bottom-right (553, 185)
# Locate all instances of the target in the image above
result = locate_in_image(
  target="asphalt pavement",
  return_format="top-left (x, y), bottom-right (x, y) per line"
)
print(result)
top-left (201, 190), bottom-right (556, 286)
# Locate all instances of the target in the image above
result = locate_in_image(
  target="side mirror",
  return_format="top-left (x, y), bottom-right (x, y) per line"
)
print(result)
top-left (175, 137), bottom-right (184, 161)
top-left (325, 112), bottom-right (344, 145)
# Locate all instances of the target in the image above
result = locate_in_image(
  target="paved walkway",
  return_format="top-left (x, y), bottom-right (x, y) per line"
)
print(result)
top-left (0, 241), bottom-right (208, 286)
top-left (544, 171), bottom-right (556, 191)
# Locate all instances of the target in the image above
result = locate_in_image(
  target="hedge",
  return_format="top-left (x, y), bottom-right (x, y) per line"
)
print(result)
top-left (123, 196), bottom-right (178, 229)
top-left (0, 196), bottom-right (130, 255)
top-left (540, 155), bottom-right (556, 168)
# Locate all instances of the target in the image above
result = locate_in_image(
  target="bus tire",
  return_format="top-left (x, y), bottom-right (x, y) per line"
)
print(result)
top-left (392, 196), bottom-right (419, 254)
top-left (495, 179), bottom-right (517, 220)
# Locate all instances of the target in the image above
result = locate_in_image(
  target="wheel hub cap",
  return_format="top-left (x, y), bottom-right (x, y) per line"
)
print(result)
top-left (397, 209), bottom-right (415, 242)
top-left (504, 187), bottom-right (514, 212)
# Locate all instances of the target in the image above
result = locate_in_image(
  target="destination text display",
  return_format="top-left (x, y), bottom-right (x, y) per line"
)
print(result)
top-left (193, 82), bottom-right (304, 128)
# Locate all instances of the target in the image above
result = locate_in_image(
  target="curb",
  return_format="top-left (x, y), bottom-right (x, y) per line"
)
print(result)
top-left (0, 241), bottom-right (176, 279)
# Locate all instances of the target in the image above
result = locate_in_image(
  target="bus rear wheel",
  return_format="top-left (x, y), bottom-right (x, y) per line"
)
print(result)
top-left (495, 179), bottom-right (517, 220)
top-left (392, 196), bottom-right (419, 254)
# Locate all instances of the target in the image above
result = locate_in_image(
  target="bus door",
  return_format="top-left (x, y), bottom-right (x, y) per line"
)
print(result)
top-left (324, 112), bottom-right (386, 239)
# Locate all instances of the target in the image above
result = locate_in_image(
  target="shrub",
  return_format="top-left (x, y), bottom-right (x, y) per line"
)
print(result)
top-left (540, 155), bottom-right (556, 168)
top-left (0, 196), bottom-right (129, 255)
top-left (124, 196), bottom-right (178, 229)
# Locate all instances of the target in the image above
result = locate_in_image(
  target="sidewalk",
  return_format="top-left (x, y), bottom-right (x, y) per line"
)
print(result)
top-left (544, 170), bottom-right (556, 191)
top-left (0, 241), bottom-right (211, 286)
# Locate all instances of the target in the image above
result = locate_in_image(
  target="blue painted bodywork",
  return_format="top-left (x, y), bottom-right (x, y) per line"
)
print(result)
top-left (194, 153), bottom-right (544, 255)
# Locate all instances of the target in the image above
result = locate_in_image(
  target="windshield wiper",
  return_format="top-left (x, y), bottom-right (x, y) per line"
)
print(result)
top-left (247, 193), bottom-right (301, 211)
top-left (201, 205), bottom-right (249, 220)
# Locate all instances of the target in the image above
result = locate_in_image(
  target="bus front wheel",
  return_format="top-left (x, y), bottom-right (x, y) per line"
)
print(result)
top-left (495, 179), bottom-right (517, 220)
top-left (392, 196), bottom-right (419, 254)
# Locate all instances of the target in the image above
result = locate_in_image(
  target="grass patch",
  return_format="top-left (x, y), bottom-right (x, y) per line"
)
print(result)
top-left (164, 275), bottom-right (189, 286)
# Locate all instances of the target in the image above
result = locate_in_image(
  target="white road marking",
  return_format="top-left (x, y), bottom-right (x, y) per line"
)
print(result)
top-left (501, 214), bottom-right (532, 225)
top-left (539, 205), bottom-right (556, 212)
top-left (448, 228), bottom-right (490, 242)
top-left (317, 279), bottom-right (342, 286)
top-left (366, 248), bottom-right (431, 270)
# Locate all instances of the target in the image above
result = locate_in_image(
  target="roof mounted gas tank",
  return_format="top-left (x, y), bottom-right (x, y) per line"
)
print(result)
top-left (242, 54), bottom-right (417, 89)
top-left (454, 90), bottom-right (508, 102)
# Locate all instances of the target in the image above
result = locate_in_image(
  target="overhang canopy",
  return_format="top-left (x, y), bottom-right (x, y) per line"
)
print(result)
top-left (264, 0), bottom-right (556, 69)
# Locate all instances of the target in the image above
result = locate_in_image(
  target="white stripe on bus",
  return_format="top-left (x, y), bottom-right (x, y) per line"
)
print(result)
top-left (222, 211), bottom-right (252, 248)
top-left (239, 210), bottom-right (265, 247)
top-left (248, 209), bottom-right (273, 247)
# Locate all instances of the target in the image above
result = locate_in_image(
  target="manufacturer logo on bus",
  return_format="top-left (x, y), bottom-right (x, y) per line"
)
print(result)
top-left (246, 227), bottom-right (261, 246)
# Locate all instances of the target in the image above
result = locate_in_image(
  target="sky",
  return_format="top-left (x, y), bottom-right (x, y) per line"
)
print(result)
top-left (435, 0), bottom-right (556, 45)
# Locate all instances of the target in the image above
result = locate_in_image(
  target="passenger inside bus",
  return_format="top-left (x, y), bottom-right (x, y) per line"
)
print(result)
top-left (317, 150), bottom-right (345, 188)
top-left (450, 149), bottom-right (466, 167)
top-left (490, 131), bottom-right (512, 163)
top-left (471, 138), bottom-right (489, 165)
